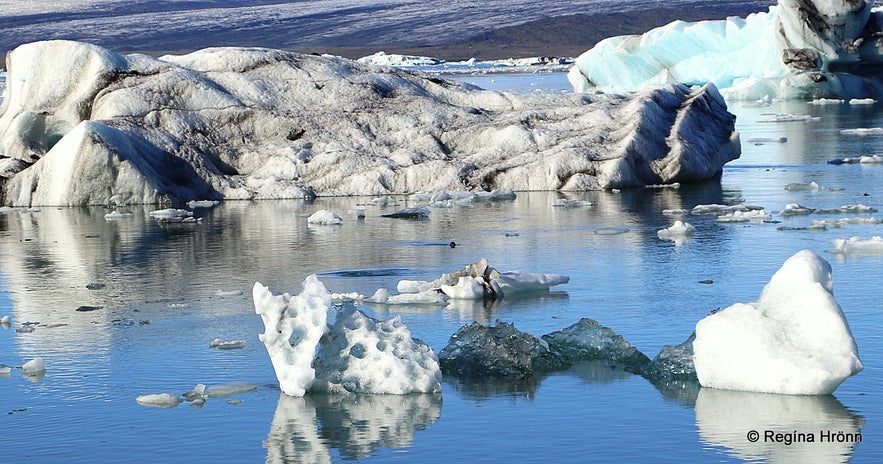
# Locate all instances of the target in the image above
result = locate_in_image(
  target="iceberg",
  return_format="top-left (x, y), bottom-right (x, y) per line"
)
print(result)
top-left (569, 0), bottom-right (883, 100)
top-left (693, 250), bottom-right (863, 395)
top-left (396, 258), bottom-right (568, 299)
top-left (439, 321), bottom-right (571, 379)
top-left (253, 276), bottom-right (441, 396)
top-left (541, 318), bottom-right (651, 375)
top-left (0, 40), bottom-right (739, 206)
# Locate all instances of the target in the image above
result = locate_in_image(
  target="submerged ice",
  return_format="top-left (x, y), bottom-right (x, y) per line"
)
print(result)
top-left (569, 0), bottom-right (883, 100)
top-left (693, 250), bottom-right (863, 395)
top-left (253, 276), bottom-right (441, 396)
top-left (0, 40), bottom-right (739, 206)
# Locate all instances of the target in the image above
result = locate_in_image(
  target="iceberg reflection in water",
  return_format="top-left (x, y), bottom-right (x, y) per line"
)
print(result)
top-left (265, 393), bottom-right (442, 462)
top-left (696, 388), bottom-right (864, 463)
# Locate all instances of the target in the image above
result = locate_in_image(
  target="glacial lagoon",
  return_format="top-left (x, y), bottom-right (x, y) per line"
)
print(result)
top-left (1, 74), bottom-right (883, 462)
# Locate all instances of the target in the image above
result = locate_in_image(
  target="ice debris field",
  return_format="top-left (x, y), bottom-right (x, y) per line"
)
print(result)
top-left (248, 252), bottom-right (862, 397)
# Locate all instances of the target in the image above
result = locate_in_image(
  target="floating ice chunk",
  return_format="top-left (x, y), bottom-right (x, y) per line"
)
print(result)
top-left (809, 98), bottom-right (844, 105)
top-left (784, 181), bottom-right (820, 191)
top-left (662, 208), bottom-right (689, 217)
top-left (205, 382), bottom-right (257, 398)
top-left (839, 127), bottom-right (883, 136)
top-left (0, 365), bottom-right (11, 375)
top-left (644, 333), bottom-right (697, 384)
top-left (254, 277), bottom-right (330, 397)
top-left (829, 236), bottom-right (883, 255)
top-left (347, 208), bottom-right (366, 218)
top-left (693, 250), bottom-right (863, 395)
top-left (657, 221), bottom-right (695, 243)
top-left (183, 383), bottom-right (207, 401)
top-left (439, 321), bottom-right (570, 379)
top-left (746, 136), bottom-right (788, 144)
top-left (691, 203), bottom-right (761, 216)
top-left (367, 197), bottom-right (393, 207)
top-left (760, 113), bottom-right (820, 123)
top-left (186, 200), bottom-right (219, 208)
top-left (149, 208), bottom-right (190, 220)
top-left (552, 199), bottom-right (593, 208)
top-left (312, 306), bottom-right (441, 394)
top-left (216, 289), bottom-right (244, 297)
top-left (136, 393), bottom-right (183, 408)
top-left (396, 258), bottom-right (568, 299)
top-left (307, 210), bottom-right (342, 225)
top-left (381, 207), bottom-right (430, 219)
top-left (440, 276), bottom-right (499, 300)
top-left (716, 209), bottom-right (772, 223)
top-left (541, 318), bottom-right (650, 374)
top-left (645, 183), bottom-right (680, 189)
top-left (593, 227), bottom-right (630, 235)
top-left (0, 315), bottom-right (10, 325)
top-left (779, 203), bottom-right (815, 216)
top-left (104, 210), bottom-right (134, 220)
top-left (849, 98), bottom-right (877, 105)
top-left (357, 51), bottom-right (444, 67)
top-left (210, 338), bottom-right (246, 349)
top-left (21, 357), bottom-right (46, 376)
top-left (473, 189), bottom-right (516, 201)
top-left (365, 288), bottom-right (448, 305)
top-left (828, 154), bottom-right (883, 164)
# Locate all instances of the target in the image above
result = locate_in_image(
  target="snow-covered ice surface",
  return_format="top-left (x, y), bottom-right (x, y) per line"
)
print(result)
top-left (570, 0), bottom-right (883, 100)
top-left (693, 250), bottom-right (863, 395)
top-left (0, 40), bottom-right (740, 206)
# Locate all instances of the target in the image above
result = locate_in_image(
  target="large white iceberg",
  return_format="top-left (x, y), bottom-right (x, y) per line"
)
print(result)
top-left (569, 0), bottom-right (883, 100)
top-left (0, 40), bottom-right (739, 206)
top-left (253, 276), bottom-right (441, 397)
top-left (693, 250), bottom-right (863, 395)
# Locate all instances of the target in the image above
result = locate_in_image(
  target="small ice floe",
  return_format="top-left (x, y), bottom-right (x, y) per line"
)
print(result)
top-left (206, 383), bottom-right (257, 398)
top-left (662, 208), bottom-right (689, 217)
top-left (473, 189), bottom-right (516, 201)
top-left (551, 199), bottom-right (593, 208)
top-left (21, 357), bottom-right (46, 377)
top-left (395, 258), bottom-right (568, 300)
top-left (186, 200), bottom-right (219, 209)
top-left (691, 203), bottom-right (762, 216)
top-left (365, 288), bottom-right (448, 305)
top-left (693, 250), bottom-right (863, 395)
top-left (645, 182), bottom-right (680, 189)
top-left (382, 206), bottom-right (430, 219)
top-left (136, 393), bottom-right (183, 408)
top-left (0, 364), bottom-right (11, 375)
top-left (828, 236), bottom-right (883, 256)
top-left (1, 315), bottom-right (10, 327)
top-left (809, 98), bottom-right (844, 105)
top-left (759, 113), bottom-right (820, 123)
top-left (307, 210), bottom-right (342, 225)
top-left (15, 323), bottom-right (36, 333)
top-left (167, 303), bottom-right (190, 309)
top-left (216, 289), bottom-right (244, 298)
top-left (716, 209), bottom-right (772, 223)
top-left (594, 227), bottom-right (630, 235)
top-left (104, 210), bottom-right (134, 220)
top-left (367, 196), bottom-right (393, 207)
top-left (746, 136), bottom-right (788, 144)
top-left (331, 291), bottom-right (365, 302)
top-left (410, 191), bottom-right (477, 207)
top-left (210, 338), bottom-right (246, 350)
top-left (347, 208), bottom-right (366, 218)
top-left (779, 203), bottom-right (879, 217)
top-left (183, 383), bottom-right (207, 406)
top-left (839, 127), bottom-right (883, 136)
top-left (657, 221), bottom-right (695, 244)
top-left (783, 181), bottom-right (820, 191)
top-left (828, 154), bottom-right (883, 164)
top-left (86, 283), bottom-right (106, 290)
top-left (849, 98), bottom-right (877, 105)
top-left (149, 208), bottom-right (201, 223)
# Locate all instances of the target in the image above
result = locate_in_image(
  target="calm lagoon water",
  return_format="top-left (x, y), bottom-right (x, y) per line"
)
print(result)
top-left (2, 73), bottom-right (882, 463)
